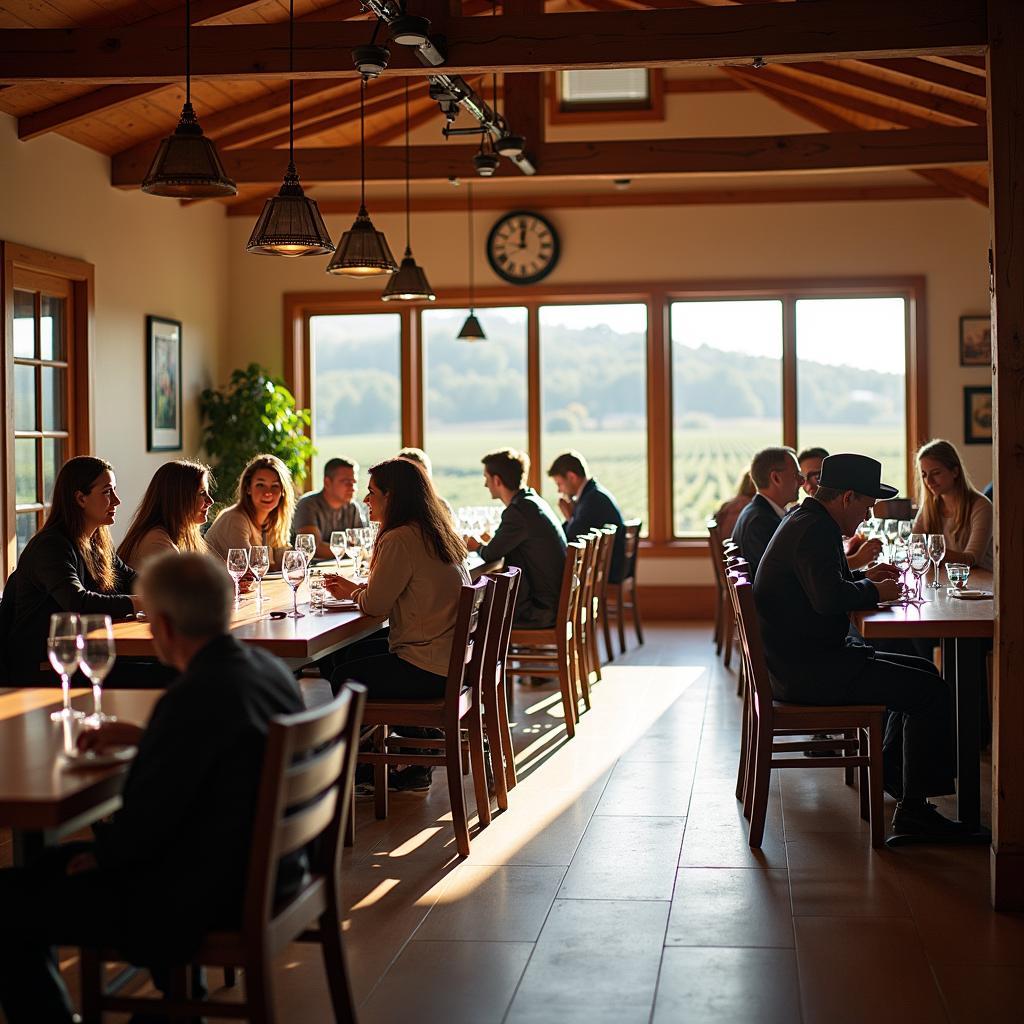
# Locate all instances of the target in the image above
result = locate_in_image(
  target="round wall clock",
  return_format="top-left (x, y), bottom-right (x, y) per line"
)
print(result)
top-left (486, 210), bottom-right (561, 285)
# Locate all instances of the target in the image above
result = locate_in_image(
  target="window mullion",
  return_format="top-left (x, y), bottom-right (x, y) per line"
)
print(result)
top-left (782, 294), bottom-right (798, 449)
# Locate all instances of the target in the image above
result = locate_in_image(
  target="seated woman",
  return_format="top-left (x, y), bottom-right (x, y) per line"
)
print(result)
top-left (4, 456), bottom-right (140, 683)
top-left (117, 459), bottom-right (214, 568)
top-left (325, 457), bottom-right (469, 701)
top-left (912, 438), bottom-right (993, 571)
top-left (204, 454), bottom-right (295, 570)
top-left (715, 470), bottom-right (755, 539)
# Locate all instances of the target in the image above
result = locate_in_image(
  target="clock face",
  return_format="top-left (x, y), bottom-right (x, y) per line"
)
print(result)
top-left (486, 211), bottom-right (560, 285)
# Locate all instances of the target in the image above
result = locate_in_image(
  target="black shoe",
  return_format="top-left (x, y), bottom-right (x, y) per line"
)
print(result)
top-left (388, 766), bottom-right (433, 793)
top-left (891, 801), bottom-right (964, 836)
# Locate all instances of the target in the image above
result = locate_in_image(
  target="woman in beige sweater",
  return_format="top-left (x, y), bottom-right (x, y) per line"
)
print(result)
top-left (325, 457), bottom-right (469, 699)
top-left (118, 460), bottom-right (214, 568)
top-left (912, 439), bottom-right (993, 571)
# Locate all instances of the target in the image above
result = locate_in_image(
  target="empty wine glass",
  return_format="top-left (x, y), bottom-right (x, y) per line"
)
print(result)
top-left (296, 532), bottom-right (316, 565)
top-left (282, 550), bottom-right (307, 619)
top-left (926, 533), bottom-right (946, 589)
top-left (891, 540), bottom-right (911, 602)
top-left (344, 528), bottom-right (363, 575)
top-left (329, 531), bottom-right (346, 572)
top-left (226, 548), bottom-right (249, 607)
top-left (80, 614), bottom-right (117, 726)
top-left (248, 545), bottom-right (270, 607)
top-left (883, 519), bottom-right (899, 560)
top-left (47, 612), bottom-right (85, 722)
top-left (909, 544), bottom-right (930, 604)
top-left (897, 520), bottom-right (913, 544)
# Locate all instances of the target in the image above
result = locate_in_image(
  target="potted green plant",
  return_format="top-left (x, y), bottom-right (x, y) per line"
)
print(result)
top-left (200, 363), bottom-right (315, 513)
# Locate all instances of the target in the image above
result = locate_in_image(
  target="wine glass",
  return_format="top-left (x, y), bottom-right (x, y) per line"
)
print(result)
top-left (926, 533), bottom-right (946, 589)
top-left (883, 519), bottom-right (899, 560)
top-left (47, 613), bottom-right (85, 721)
top-left (897, 520), bottom-right (912, 544)
top-left (282, 550), bottom-right (307, 619)
top-left (329, 531), bottom-right (346, 572)
top-left (296, 532), bottom-right (316, 565)
top-left (226, 548), bottom-right (249, 607)
top-left (80, 614), bottom-right (117, 726)
top-left (359, 527), bottom-right (374, 579)
top-left (344, 528), bottom-right (363, 575)
top-left (248, 545), bottom-right (270, 607)
top-left (909, 543), bottom-right (930, 604)
top-left (891, 540), bottom-right (911, 602)
top-left (945, 562), bottom-right (970, 592)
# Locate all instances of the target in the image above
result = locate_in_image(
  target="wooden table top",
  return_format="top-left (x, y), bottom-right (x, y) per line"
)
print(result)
top-left (0, 689), bottom-right (162, 830)
top-left (853, 571), bottom-right (994, 640)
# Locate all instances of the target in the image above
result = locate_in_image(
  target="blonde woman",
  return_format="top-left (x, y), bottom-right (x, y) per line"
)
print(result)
top-left (204, 454), bottom-right (296, 569)
top-left (118, 460), bottom-right (215, 568)
top-left (912, 439), bottom-right (993, 571)
top-left (715, 470), bottom-right (756, 539)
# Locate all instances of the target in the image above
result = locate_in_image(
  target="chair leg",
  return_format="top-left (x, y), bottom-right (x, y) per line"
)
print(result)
top-left (243, 950), bottom-right (276, 1024)
top-left (557, 650), bottom-right (577, 739)
top-left (723, 611), bottom-right (735, 671)
top-left (496, 672), bottom-right (518, 792)
top-left (858, 728), bottom-right (870, 822)
top-left (747, 723), bottom-right (774, 848)
top-left (589, 607), bottom-right (603, 680)
top-left (373, 726), bottom-right (388, 821)
top-left (344, 791), bottom-right (356, 847)
top-left (735, 680), bottom-right (750, 803)
top-left (602, 603), bottom-right (615, 663)
top-left (843, 729), bottom-right (856, 786)
top-left (742, 697), bottom-right (758, 821)
top-left (445, 728), bottom-right (472, 857)
top-left (713, 587), bottom-right (724, 654)
top-left (630, 578), bottom-right (644, 646)
top-left (868, 720), bottom-right (885, 849)
top-left (468, 708), bottom-right (492, 828)
top-left (576, 636), bottom-right (593, 713)
top-left (616, 589), bottom-right (627, 655)
top-left (484, 702), bottom-right (509, 811)
top-left (80, 947), bottom-right (103, 1024)
top-left (319, 906), bottom-right (357, 1024)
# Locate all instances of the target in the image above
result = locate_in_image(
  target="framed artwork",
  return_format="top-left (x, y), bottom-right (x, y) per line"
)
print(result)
top-left (959, 315), bottom-right (991, 366)
top-left (146, 315), bottom-right (182, 451)
top-left (963, 386), bottom-right (992, 445)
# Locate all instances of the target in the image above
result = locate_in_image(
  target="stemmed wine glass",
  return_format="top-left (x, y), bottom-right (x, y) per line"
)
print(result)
top-left (329, 531), bottom-right (346, 572)
top-left (908, 542), bottom-right (931, 604)
top-left (80, 614), bottom-right (117, 726)
top-left (926, 533), bottom-right (946, 589)
top-left (47, 613), bottom-right (84, 722)
top-left (345, 528), bottom-right (364, 576)
top-left (248, 545), bottom-right (270, 607)
top-left (891, 540), bottom-right (911, 603)
top-left (282, 550), bottom-right (307, 619)
top-left (883, 519), bottom-right (899, 561)
top-left (897, 520), bottom-right (913, 544)
top-left (226, 548), bottom-right (249, 608)
top-left (296, 532), bottom-right (316, 566)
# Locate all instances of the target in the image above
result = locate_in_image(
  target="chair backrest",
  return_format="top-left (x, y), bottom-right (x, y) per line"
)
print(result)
top-left (244, 682), bottom-right (367, 933)
top-left (483, 566), bottom-right (522, 689)
top-left (577, 532), bottom-right (600, 628)
top-left (443, 575), bottom-right (493, 708)
top-left (731, 578), bottom-right (777, 727)
top-left (707, 519), bottom-right (727, 594)
top-left (556, 541), bottom-right (586, 647)
top-left (620, 519), bottom-right (642, 582)
top-left (593, 526), bottom-right (616, 617)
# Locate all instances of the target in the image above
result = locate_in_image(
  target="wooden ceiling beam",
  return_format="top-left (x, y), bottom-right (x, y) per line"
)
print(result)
top-left (111, 127), bottom-right (988, 187)
top-left (863, 58), bottom-right (987, 97)
top-left (0, 2), bottom-right (987, 84)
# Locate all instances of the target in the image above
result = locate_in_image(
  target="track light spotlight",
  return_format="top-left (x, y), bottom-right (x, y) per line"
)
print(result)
top-left (352, 44), bottom-right (390, 78)
top-left (473, 150), bottom-right (500, 177)
top-left (494, 134), bottom-right (525, 158)
top-left (389, 14), bottom-right (431, 47)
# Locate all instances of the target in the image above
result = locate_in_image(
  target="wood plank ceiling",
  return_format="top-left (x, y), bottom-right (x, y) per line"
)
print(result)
top-left (0, 0), bottom-right (989, 210)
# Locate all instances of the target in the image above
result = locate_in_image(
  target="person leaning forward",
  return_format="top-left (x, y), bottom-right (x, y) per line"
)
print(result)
top-left (753, 453), bottom-right (960, 838)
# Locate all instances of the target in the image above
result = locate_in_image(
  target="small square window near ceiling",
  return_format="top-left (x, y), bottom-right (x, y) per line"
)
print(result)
top-left (559, 69), bottom-right (650, 106)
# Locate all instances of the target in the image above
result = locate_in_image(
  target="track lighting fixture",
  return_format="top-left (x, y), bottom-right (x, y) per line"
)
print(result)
top-left (352, 43), bottom-right (390, 78)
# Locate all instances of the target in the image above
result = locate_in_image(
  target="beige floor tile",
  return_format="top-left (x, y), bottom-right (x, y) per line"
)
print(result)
top-left (795, 917), bottom-right (947, 1024)
top-left (558, 815), bottom-right (686, 901)
top-left (359, 939), bottom-right (534, 1024)
top-left (415, 865), bottom-right (566, 942)
top-left (594, 759), bottom-right (696, 816)
top-left (679, 819), bottom-right (787, 869)
top-left (666, 868), bottom-right (794, 947)
top-left (652, 947), bottom-right (801, 1024)
top-left (933, 962), bottom-right (1024, 1023)
top-left (507, 899), bottom-right (670, 1024)
top-left (687, 780), bottom-right (781, 832)
top-left (780, 768), bottom-right (871, 834)
top-left (620, 731), bottom-right (703, 762)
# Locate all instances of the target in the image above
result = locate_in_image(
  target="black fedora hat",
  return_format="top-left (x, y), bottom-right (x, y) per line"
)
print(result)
top-left (818, 453), bottom-right (898, 500)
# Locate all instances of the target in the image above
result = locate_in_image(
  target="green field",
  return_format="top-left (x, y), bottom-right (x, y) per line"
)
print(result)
top-left (313, 422), bottom-right (904, 537)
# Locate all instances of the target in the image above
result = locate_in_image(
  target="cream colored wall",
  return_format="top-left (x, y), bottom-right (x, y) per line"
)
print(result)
top-left (1, 113), bottom-right (229, 540)
top-left (224, 195), bottom-right (991, 585)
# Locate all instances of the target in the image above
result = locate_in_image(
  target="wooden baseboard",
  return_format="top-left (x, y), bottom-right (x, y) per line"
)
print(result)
top-left (636, 585), bottom-right (715, 621)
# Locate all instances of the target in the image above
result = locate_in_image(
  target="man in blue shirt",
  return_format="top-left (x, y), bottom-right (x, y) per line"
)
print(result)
top-left (547, 451), bottom-right (626, 582)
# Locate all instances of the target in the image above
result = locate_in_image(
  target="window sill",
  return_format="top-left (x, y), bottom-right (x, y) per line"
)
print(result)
top-left (639, 540), bottom-right (709, 558)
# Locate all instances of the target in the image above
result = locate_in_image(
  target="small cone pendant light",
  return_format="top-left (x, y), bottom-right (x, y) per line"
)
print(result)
top-left (457, 182), bottom-right (486, 341)
top-left (383, 82), bottom-right (435, 301)
top-left (247, 0), bottom-right (334, 256)
top-left (142, 0), bottom-right (236, 198)
top-left (326, 78), bottom-right (398, 277)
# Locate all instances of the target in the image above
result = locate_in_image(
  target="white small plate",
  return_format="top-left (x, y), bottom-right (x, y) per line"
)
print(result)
top-left (61, 745), bottom-right (137, 770)
top-left (323, 598), bottom-right (358, 610)
top-left (950, 589), bottom-right (992, 600)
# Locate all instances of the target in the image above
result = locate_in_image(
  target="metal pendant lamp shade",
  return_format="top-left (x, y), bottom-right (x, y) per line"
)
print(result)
top-left (457, 312), bottom-right (486, 341)
top-left (247, 163), bottom-right (334, 256)
top-left (458, 182), bottom-right (486, 341)
top-left (142, 1), bottom-right (235, 198)
top-left (326, 78), bottom-right (398, 277)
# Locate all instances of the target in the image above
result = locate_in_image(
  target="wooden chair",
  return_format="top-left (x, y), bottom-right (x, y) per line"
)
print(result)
top-left (729, 576), bottom-right (886, 849)
top-left (589, 527), bottom-right (616, 673)
top-left (707, 519), bottom-right (735, 668)
top-left (481, 566), bottom-right (522, 810)
top-left (605, 519), bottom-right (644, 655)
top-left (509, 541), bottom-right (586, 739)
top-left (81, 683), bottom-right (367, 1024)
top-left (357, 577), bottom-right (494, 859)
top-left (596, 524), bottom-right (618, 664)
top-left (574, 532), bottom-right (601, 708)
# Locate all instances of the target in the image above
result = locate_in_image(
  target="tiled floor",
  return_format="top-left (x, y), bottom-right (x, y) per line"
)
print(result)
top-left (3, 624), bottom-right (1022, 1023)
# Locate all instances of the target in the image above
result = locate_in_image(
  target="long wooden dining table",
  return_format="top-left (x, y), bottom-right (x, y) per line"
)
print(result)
top-left (852, 569), bottom-right (993, 839)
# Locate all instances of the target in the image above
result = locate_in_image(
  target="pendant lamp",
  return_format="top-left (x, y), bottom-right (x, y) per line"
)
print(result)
top-left (382, 82), bottom-right (435, 301)
top-left (142, 0), bottom-right (236, 198)
top-left (246, 0), bottom-right (334, 256)
top-left (326, 78), bottom-right (398, 277)
top-left (457, 183), bottom-right (486, 341)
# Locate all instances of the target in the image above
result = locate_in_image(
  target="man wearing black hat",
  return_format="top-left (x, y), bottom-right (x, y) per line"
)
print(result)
top-left (754, 453), bottom-right (959, 837)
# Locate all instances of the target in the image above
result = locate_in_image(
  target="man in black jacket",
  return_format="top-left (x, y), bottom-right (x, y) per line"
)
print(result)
top-left (753, 454), bottom-right (959, 836)
top-left (547, 450), bottom-right (626, 581)
top-left (0, 552), bottom-right (305, 1023)
top-left (467, 448), bottom-right (567, 628)
top-left (730, 446), bottom-right (804, 575)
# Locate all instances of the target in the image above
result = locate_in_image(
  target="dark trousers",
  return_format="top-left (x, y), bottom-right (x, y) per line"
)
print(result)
top-left (330, 631), bottom-right (446, 700)
top-left (781, 651), bottom-right (955, 801)
top-left (513, 599), bottom-right (557, 630)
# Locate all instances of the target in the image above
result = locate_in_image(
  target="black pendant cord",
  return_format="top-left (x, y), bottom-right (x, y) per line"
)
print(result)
top-left (404, 80), bottom-right (411, 250)
top-left (288, 0), bottom-right (295, 166)
top-left (185, 0), bottom-right (191, 106)
top-left (467, 182), bottom-right (475, 312)
top-left (360, 77), bottom-right (367, 209)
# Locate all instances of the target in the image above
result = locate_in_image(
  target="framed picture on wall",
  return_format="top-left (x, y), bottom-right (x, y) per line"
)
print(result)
top-left (959, 315), bottom-right (991, 366)
top-left (146, 315), bottom-right (183, 451)
top-left (963, 386), bottom-right (992, 445)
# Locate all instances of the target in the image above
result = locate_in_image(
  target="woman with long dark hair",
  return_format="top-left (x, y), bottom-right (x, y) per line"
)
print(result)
top-left (4, 456), bottom-right (139, 682)
top-left (118, 460), bottom-right (214, 567)
top-left (325, 457), bottom-right (469, 700)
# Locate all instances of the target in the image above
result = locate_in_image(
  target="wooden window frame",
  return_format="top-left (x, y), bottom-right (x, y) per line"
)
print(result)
top-left (1, 242), bottom-right (94, 579)
top-left (548, 69), bottom-right (665, 125)
top-left (284, 275), bottom-right (926, 560)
